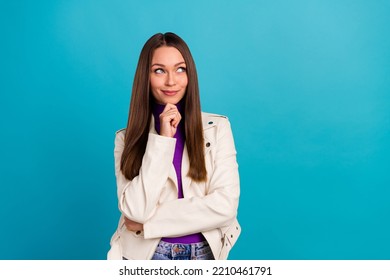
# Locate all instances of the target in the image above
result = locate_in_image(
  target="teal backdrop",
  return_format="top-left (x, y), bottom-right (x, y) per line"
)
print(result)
top-left (1, 0), bottom-right (389, 259)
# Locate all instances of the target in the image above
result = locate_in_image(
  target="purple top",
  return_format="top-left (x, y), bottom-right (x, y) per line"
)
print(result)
top-left (152, 101), bottom-right (205, 244)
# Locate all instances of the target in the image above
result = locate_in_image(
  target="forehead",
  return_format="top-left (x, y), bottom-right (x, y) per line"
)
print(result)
top-left (151, 46), bottom-right (185, 65)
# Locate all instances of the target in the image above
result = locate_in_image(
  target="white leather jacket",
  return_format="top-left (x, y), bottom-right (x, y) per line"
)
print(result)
top-left (107, 112), bottom-right (241, 260)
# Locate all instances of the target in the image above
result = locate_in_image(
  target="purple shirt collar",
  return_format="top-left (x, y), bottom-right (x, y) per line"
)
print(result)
top-left (151, 100), bottom-right (185, 136)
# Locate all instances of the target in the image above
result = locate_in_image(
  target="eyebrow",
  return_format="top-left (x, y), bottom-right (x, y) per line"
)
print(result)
top-left (151, 61), bottom-right (186, 67)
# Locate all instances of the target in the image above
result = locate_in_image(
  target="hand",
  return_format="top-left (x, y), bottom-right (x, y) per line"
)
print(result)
top-left (159, 103), bottom-right (182, 138)
top-left (124, 217), bottom-right (143, 232)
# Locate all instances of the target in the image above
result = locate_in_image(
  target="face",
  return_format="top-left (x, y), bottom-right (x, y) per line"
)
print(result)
top-left (150, 46), bottom-right (188, 105)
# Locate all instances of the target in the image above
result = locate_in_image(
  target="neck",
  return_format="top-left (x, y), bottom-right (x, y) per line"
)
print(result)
top-left (152, 99), bottom-right (185, 115)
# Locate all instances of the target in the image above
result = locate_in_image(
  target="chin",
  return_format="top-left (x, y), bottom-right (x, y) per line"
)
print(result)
top-left (163, 98), bottom-right (183, 105)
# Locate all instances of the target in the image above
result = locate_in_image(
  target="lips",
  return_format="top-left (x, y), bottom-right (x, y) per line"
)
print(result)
top-left (161, 90), bottom-right (179, 96)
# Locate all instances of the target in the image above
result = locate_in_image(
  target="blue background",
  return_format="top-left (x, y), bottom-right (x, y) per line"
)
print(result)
top-left (1, 0), bottom-right (389, 260)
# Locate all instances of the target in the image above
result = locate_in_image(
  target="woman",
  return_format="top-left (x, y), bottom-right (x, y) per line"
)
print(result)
top-left (107, 32), bottom-right (240, 260)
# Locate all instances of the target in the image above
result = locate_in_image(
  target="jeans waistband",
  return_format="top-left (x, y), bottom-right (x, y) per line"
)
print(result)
top-left (155, 240), bottom-right (211, 258)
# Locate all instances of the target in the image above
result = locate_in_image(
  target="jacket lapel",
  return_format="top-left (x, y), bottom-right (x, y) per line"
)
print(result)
top-left (181, 113), bottom-right (216, 193)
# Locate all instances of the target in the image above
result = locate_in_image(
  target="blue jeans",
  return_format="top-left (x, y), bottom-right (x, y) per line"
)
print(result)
top-left (151, 240), bottom-right (214, 260)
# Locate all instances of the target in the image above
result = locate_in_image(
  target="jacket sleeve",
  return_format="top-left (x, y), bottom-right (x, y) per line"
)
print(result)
top-left (115, 130), bottom-right (177, 223)
top-left (143, 118), bottom-right (240, 239)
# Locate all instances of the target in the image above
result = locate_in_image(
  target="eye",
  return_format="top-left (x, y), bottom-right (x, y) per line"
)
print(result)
top-left (153, 68), bottom-right (165, 74)
top-left (177, 67), bottom-right (186, 73)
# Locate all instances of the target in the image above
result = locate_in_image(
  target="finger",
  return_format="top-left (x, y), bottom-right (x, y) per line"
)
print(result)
top-left (162, 103), bottom-right (177, 113)
top-left (171, 112), bottom-right (182, 128)
top-left (160, 106), bottom-right (178, 117)
top-left (160, 111), bottom-right (179, 123)
top-left (168, 112), bottom-right (179, 127)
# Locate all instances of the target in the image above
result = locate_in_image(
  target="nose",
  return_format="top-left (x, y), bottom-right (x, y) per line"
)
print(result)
top-left (165, 72), bottom-right (176, 86)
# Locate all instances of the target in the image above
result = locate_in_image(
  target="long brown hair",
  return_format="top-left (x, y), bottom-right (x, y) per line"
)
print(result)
top-left (120, 32), bottom-right (207, 182)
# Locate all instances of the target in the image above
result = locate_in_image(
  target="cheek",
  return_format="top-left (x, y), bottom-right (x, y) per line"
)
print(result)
top-left (150, 76), bottom-right (161, 91)
top-left (180, 75), bottom-right (188, 88)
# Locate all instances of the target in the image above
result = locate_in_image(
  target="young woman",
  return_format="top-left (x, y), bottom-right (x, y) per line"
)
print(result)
top-left (107, 32), bottom-right (241, 260)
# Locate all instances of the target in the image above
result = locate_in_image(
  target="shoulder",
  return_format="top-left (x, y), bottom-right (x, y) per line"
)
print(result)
top-left (201, 112), bottom-right (228, 119)
top-left (115, 128), bottom-right (126, 135)
top-left (201, 112), bottom-right (229, 129)
top-left (114, 128), bottom-right (126, 143)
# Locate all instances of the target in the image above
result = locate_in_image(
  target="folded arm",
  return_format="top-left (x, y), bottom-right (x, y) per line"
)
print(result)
top-left (143, 118), bottom-right (240, 238)
top-left (115, 131), bottom-right (176, 223)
